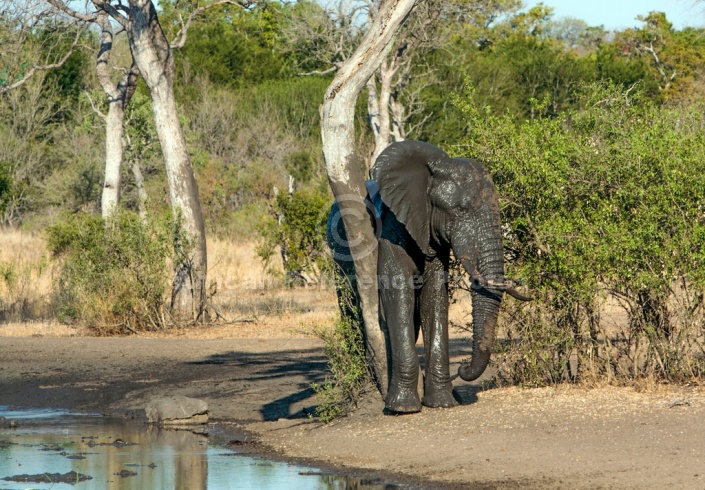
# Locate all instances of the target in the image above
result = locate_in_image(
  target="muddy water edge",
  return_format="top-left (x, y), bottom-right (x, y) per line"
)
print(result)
top-left (0, 408), bottom-right (421, 489)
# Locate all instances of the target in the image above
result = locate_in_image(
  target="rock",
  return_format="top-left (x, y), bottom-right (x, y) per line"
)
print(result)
top-left (145, 396), bottom-right (209, 425)
top-left (1, 417), bottom-right (19, 429)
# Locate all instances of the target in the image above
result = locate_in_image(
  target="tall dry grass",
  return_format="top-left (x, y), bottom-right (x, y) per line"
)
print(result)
top-left (0, 229), bottom-right (54, 322)
top-left (204, 237), bottom-right (338, 337)
top-left (207, 238), bottom-right (282, 291)
top-left (0, 230), bottom-right (338, 337)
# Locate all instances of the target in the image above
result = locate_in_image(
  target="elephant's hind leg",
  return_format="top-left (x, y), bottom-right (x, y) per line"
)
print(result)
top-left (379, 239), bottom-right (422, 413)
top-left (420, 255), bottom-right (458, 408)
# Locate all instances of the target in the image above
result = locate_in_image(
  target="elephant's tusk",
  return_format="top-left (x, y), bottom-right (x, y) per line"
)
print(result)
top-left (486, 279), bottom-right (533, 301)
top-left (501, 286), bottom-right (533, 302)
top-left (458, 255), bottom-right (532, 301)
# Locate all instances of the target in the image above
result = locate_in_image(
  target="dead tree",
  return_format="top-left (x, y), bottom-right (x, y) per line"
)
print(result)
top-left (321, 0), bottom-right (417, 395)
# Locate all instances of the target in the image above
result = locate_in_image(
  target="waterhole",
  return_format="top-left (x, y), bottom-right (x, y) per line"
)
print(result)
top-left (0, 408), bottom-right (401, 489)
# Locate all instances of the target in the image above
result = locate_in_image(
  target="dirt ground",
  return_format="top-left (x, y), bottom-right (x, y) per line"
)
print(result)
top-left (1, 314), bottom-right (704, 490)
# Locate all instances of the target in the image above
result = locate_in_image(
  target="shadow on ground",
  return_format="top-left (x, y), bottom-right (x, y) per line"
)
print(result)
top-left (188, 348), bottom-right (328, 420)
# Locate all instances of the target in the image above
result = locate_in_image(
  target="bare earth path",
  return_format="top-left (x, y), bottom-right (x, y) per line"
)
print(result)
top-left (1, 335), bottom-right (704, 489)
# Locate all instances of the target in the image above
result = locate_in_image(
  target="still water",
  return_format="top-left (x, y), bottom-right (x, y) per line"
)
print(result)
top-left (0, 408), bottom-right (396, 489)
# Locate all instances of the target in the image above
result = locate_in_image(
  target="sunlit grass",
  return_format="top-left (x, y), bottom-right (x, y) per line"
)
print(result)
top-left (0, 229), bottom-right (55, 324)
top-left (0, 230), bottom-right (342, 338)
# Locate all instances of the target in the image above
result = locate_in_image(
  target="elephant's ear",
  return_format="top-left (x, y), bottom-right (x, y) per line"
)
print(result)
top-left (372, 140), bottom-right (448, 256)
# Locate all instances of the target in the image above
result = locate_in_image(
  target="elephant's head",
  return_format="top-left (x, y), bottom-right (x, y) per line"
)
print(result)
top-left (373, 140), bottom-right (529, 382)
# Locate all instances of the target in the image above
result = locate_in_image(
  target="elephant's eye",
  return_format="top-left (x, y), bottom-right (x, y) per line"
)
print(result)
top-left (455, 192), bottom-right (473, 211)
top-left (432, 181), bottom-right (457, 208)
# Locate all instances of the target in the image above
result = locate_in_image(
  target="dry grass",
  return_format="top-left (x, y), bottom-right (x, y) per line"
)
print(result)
top-left (0, 229), bottom-right (43, 261)
top-left (0, 230), bottom-right (338, 338)
top-left (0, 229), bottom-right (55, 326)
top-left (0, 321), bottom-right (80, 336)
top-left (190, 237), bottom-right (338, 339)
top-left (207, 238), bottom-right (280, 292)
top-left (0, 231), bottom-right (490, 342)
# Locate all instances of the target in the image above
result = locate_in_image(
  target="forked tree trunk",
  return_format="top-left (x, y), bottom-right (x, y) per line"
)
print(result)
top-left (367, 60), bottom-right (395, 164)
top-left (101, 101), bottom-right (125, 218)
top-left (95, 11), bottom-right (139, 219)
top-left (366, 78), bottom-right (381, 160)
top-left (321, 0), bottom-right (417, 395)
top-left (125, 0), bottom-right (207, 322)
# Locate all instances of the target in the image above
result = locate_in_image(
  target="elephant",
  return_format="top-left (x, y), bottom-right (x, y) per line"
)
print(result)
top-left (327, 140), bottom-right (529, 413)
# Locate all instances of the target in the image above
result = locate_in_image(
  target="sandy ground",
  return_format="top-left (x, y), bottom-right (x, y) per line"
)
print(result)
top-left (1, 321), bottom-right (704, 489)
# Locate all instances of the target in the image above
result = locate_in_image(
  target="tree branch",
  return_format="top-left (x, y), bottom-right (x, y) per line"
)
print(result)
top-left (84, 90), bottom-right (107, 120)
top-left (45, 0), bottom-right (97, 22)
top-left (170, 0), bottom-right (254, 49)
top-left (297, 66), bottom-right (339, 77)
top-left (0, 23), bottom-right (90, 94)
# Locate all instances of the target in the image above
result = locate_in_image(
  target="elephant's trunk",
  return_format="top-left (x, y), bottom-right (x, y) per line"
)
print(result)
top-left (458, 288), bottom-right (501, 381)
top-left (456, 219), bottom-right (504, 382)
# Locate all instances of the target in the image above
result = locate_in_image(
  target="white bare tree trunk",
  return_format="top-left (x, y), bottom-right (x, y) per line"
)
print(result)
top-left (365, 78), bottom-right (382, 169)
top-left (95, 11), bottom-right (139, 220)
top-left (47, 0), bottom-right (213, 322)
top-left (368, 60), bottom-right (396, 163)
top-left (390, 94), bottom-right (406, 142)
top-left (101, 102), bottom-right (125, 218)
top-left (126, 0), bottom-right (207, 322)
top-left (321, 0), bottom-right (417, 395)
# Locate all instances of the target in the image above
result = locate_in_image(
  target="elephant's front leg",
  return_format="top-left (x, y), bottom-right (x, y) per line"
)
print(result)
top-left (419, 255), bottom-right (458, 408)
top-left (378, 239), bottom-right (422, 413)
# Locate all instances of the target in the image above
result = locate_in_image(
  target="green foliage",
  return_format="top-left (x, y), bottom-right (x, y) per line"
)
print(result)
top-left (454, 82), bottom-right (705, 386)
top-left (421, 14), bottom-right (598, 142)
top-left (175, 3), bottom-right (292, 87)
top-left (46, 211), bottom-right (177, 335)
top-left (195, 157), bottom-right (283, 238)
top-left (124, 84), bottom-right (160, 164)
top-left (235, 76), bottom-right (330, 140)
top-left (284, 151), bottom-right (315, 184)
top-left (5, 2), bottom-right (705, 234)
top-left (0, 161), bottom-right (11, 214)
top-left (312, 278), bottom-right (370, 422)
top-left (257, 188), bottom-right (332, 283)
top-left (69, 164), bottom-right (102, 209)
top-left (44, 47), bottom-right (91, 103)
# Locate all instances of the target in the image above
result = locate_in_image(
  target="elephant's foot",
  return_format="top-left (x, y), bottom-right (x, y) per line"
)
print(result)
top-left (422, 382), bottom-right (459, 409)
top-left (385, 385), bottom-right (422, 414)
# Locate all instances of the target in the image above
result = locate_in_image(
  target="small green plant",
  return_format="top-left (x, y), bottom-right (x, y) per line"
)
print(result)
top-left (257, 187), bottom-right (332, 285)
top-left (312, 316), bottom-right (370, 422)
top-left (312, 274), bottom-right (371, 422)
top-left (46, 211), bottom-right (176, 334)
top-left (0, 161), bottom-right (11, 216)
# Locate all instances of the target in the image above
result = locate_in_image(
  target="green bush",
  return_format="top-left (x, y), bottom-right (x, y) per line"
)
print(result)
top-left (454, 82), bottom-right (705, 385)
top-left (46, 211), bottom-right (176, 335)
top-left (257, 187), bottom-right (332, 285)
top-left (0, 161), bottom-right (11, 215)
top-left (312, 276), bottom-right (371, 422)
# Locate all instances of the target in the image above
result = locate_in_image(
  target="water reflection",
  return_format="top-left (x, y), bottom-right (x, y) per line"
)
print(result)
top-left (0, 409), bottom-right (400, 489)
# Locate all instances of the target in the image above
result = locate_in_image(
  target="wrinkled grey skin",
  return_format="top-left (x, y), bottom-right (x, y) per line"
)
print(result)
top-left (327, 140), bottom-right (515, 413)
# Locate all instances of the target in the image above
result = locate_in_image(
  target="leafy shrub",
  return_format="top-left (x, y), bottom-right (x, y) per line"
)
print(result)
top-left (46, 211), bottom-right (176, 334)
top-left (312, 276), bottom-right (371, 422)
top-left (454, 83), bottom-right (705, 386)
top-left (257, 187), bottom-right (332, 285)
top-left (0, 161), bottom-right (10, 215)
